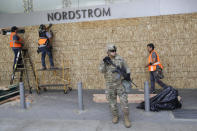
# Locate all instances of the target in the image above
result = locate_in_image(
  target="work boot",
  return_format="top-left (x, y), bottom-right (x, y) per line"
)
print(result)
top-left (112, 115), bottom-right (119, 124)
top-left (111, 110), bottom-right (119, 124)
top-left (123, 108), bottom-right (131, 128)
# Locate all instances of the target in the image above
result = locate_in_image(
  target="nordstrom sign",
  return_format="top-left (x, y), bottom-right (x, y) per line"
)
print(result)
top-left (47, 7), bottom-right (111, 21)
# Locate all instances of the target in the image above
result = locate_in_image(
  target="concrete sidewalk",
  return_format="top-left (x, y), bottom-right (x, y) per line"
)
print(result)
top-left (0, 89), bottom-right (197, 131)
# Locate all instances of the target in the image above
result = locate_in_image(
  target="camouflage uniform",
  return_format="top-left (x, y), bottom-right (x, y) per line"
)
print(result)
top-left (99, 54), bottom-right (130, 117)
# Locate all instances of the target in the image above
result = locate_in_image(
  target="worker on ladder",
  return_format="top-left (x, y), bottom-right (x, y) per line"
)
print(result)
top-left (10, 26), bottom-right (24, 69)
top-left (37, 24), bottom-right (54, 70)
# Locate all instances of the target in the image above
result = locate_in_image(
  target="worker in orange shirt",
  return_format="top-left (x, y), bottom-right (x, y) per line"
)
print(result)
top-left (145, 43), bottom-right (167, 93)
top-left (10, 26), bottom-right (24, 69)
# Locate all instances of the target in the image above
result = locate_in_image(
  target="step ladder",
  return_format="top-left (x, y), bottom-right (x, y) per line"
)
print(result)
top-left (35, 60), bottom-right (72, 94)
top-left (10, 48), bottom-right (36, 94)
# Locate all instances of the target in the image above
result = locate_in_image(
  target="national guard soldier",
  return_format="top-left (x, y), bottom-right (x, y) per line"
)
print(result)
top-left (99, 44), bottom-right (131, 128)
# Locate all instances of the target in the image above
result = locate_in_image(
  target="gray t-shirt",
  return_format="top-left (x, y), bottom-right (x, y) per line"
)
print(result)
top-left (151, 51), bottom-right (159, 69)
top-left (12, 34), bottom-right (21, 49)
top-left (152, 52), bottom-right (157, 61)
top-left (13, 35), bottom-right (19, 41)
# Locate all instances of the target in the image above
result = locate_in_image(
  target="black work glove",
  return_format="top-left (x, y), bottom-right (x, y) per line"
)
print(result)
top-left (2, 29), bottom-right (7, 35)
top-left (125, 73), bottom-right (131, 81)
top-left (103, 56), bottom-right (111, 65)
top-left (37, 48), bottom-right (41, 54)
top-left (17, 29), bottom-right (25, 33)
top-left (49, 23), bottom-right (53, 28)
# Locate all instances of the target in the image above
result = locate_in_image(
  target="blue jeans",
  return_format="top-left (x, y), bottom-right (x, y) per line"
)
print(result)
top-left (150, 71), bottom-right (167, 91)
top-left (12, 48), bottom-right (21, 69)
top-left (40, 47), bottom-right (54, 68)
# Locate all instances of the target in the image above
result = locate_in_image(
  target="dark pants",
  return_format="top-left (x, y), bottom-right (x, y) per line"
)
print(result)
top-left (12, 48), bottom-right (21, 69)
top-left (40, 46), bottom-right (54, 68)
top-left (150, 71), bottom-right (167, 91)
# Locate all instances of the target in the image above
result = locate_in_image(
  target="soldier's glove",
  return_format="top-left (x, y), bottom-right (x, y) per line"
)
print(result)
top-left (125, 73), bottom-right (131, 81)
top-left (103, 56), bottom-right (111, 65)
top-left (116, 66), bottom-right (121, 70)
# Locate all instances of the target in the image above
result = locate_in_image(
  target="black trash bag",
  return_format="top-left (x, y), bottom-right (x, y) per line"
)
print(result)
top-left (137, 86), bottom-right (182, 111)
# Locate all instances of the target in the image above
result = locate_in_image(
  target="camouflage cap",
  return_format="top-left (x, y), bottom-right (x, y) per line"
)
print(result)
top-left (106, 44), bottom-right (117, 52)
